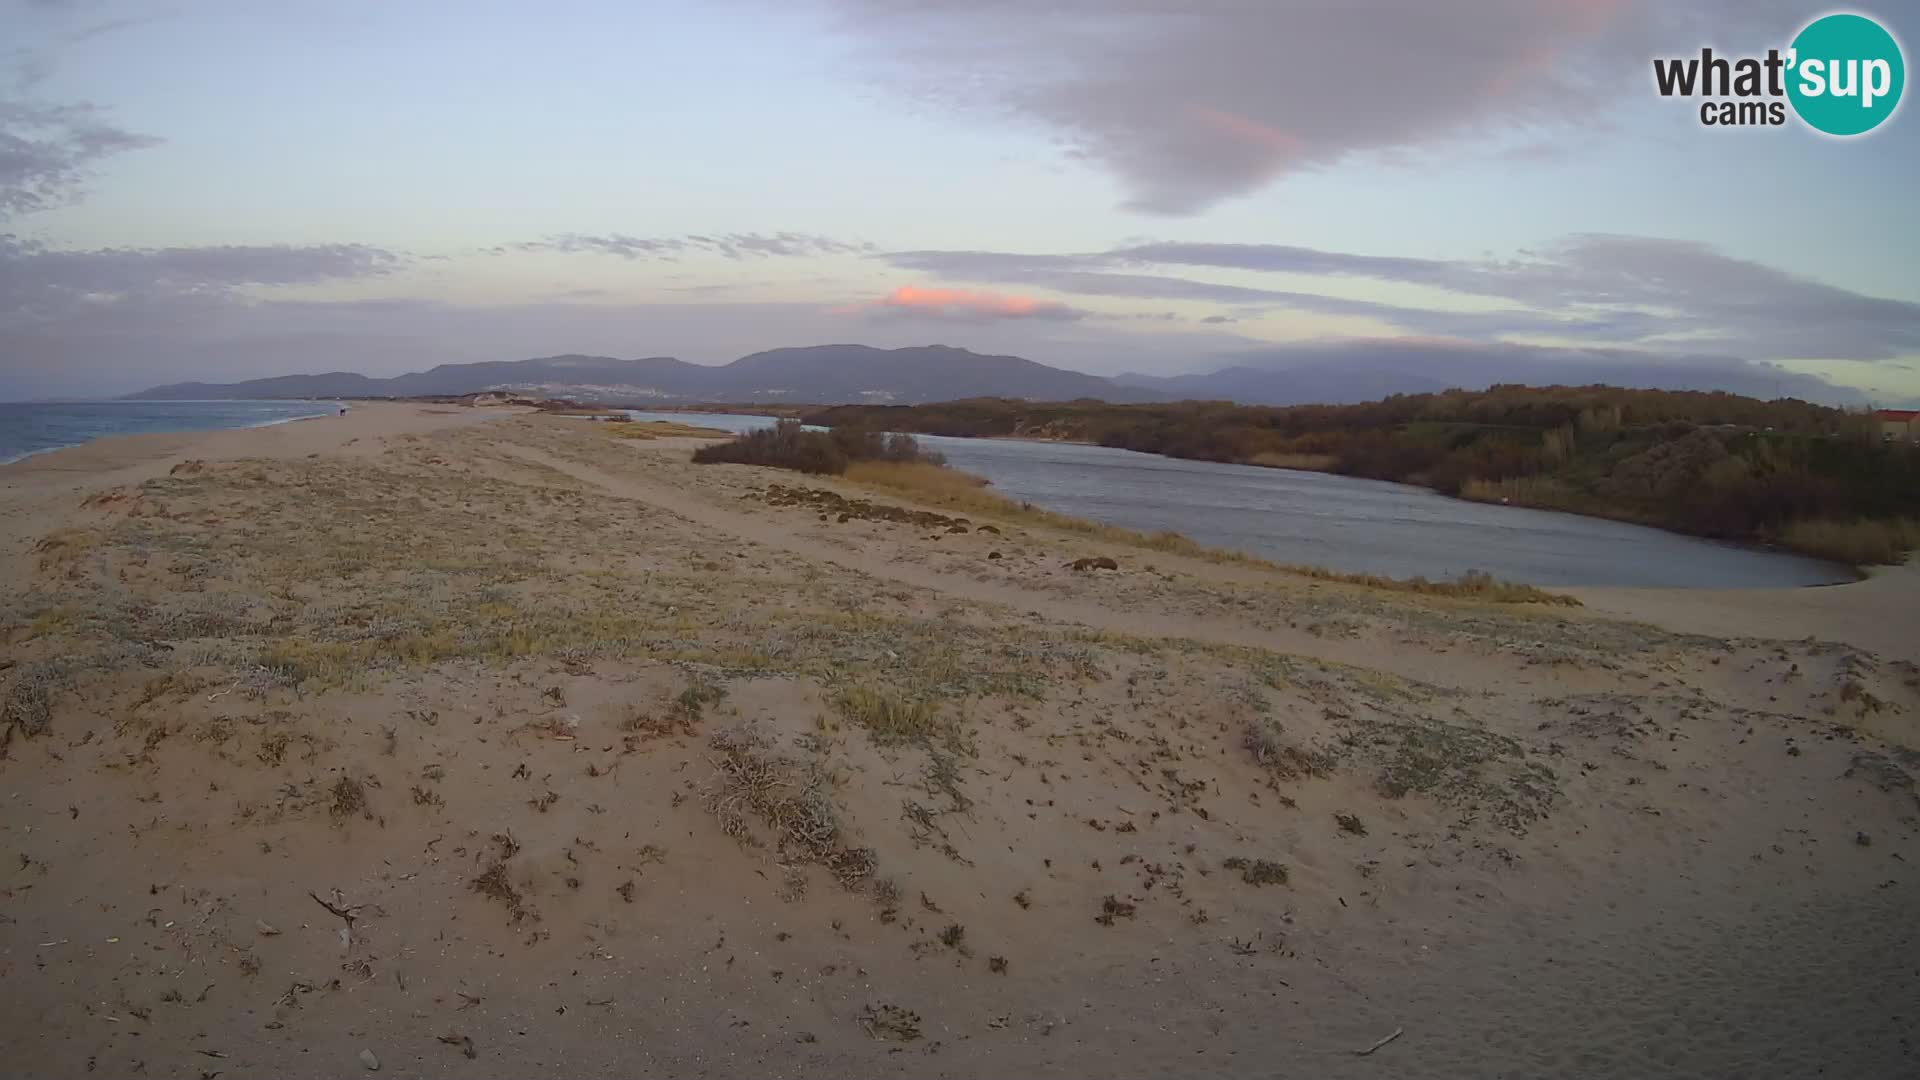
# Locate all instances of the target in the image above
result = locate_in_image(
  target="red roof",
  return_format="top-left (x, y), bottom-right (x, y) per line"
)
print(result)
top-left (1876, 409), bottom-right (1920, 421)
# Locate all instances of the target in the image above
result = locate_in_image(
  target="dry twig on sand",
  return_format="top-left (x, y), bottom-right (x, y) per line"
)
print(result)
top-left (308, 890), bottom-right (361, 927)
top-left (1354, 1027), bottom-right (1404, 1056)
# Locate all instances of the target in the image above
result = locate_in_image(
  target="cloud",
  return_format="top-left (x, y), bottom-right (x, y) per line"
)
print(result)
top-left (64, 13), bottom-right (166, 46)
top-left (884, 248), bottom-right (1667, 334)
top-left (0, 238), bottom-right (1876, 407)
top-left (886, 248), bottom-right (1491, 311)
top-left (884, 250), bottom-right (1290, 304)
top-left (879, 234), bottom-right (1920, 363)
top-left (2, 0), bottom-right (169, 215)
top-left (835, 284), bottom-right (1084, 321)
top-left (0, 98), bottom-right (158, 219)
top-left (0, 236), bottom-right (403, 327)
top-left (795, 0), bottom-right (1788, 213)
top-left (1108, 241), bottom-right (1455, 283)
top-left (1194, 338), bottom-right (1865, 405)
top-left (502, 231), bottom-right (873, 261)
top-left (1137, 234), bottom-right (1920, 361)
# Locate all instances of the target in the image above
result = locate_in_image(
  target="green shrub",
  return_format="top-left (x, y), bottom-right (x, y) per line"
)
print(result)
top-left (692, 420), bottom-right (943, 476)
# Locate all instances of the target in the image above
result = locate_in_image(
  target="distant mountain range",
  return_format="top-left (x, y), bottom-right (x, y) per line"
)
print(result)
top-left (126, 345), bottom-right (1164, 406)
top-left (125, 339), bottom-right (1866, 408)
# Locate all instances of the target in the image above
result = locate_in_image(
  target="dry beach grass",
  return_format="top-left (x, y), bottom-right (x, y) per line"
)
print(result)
top-left (0, 402), bottom-right (1916, 1078)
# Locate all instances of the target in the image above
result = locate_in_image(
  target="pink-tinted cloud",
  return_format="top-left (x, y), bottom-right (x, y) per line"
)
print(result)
top-left (800, 0), bottom-right (1717, 214)
top-left (1189, 107), bottom-right (1306, 154)
top-left (834, 285), bottom-right (1084, 321)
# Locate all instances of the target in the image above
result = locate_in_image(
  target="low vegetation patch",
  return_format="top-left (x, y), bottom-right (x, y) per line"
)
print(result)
top-left (835, 684), bottom-right (941, 743)
top-left (758, 484), bottom-right (971, 531)
top-left (858, 1004), bottom-right (922, 1042)
top-left (622, 677), bottom-right (727, 738)
top-left (18, 443), bottom-right (1127, 748)
top-left (4, 660), bottom-right (71, 743)
top-left (1220, 856), bottom-right (1289, 886)
top-left (1341, 716), bottom-right (1559, 833)
top-left (674, 675), bottom-right (727, 723)
top-left (328, 775), bottom-right (367, 819)
top-left (693, 420), bottom-right (943, 475)
top-left (471, 862), bottom-right (528, 922)
top-left (1298, 567), bottom-right (1579, 606)
top-left (1776, 517), bottom-right (1919, 567)
top-left (1094, 894), bottom-right (1137, 925)
top-left (704, 725), bottom-right (876, 890)
top-left (842, 460), bottom-right (990, 503)
top-left (1248, 451), bottom-right (1338, 470)
top-left (33, 527), bottom-right (102, 573)
top-left (601, 419), bottom-right (731, 440)
top-left (1242, 716), bottom-right (1331, 778)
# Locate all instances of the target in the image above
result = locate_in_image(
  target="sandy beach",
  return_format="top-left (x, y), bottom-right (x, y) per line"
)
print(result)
top-left (2, 403), bottom-right (1915, 1079)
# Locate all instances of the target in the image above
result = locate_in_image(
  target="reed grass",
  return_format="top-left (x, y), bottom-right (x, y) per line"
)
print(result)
top-left (1777, 517), bottom-right (1920, 566)
top-left (603, 420), bottom-right (731, 440)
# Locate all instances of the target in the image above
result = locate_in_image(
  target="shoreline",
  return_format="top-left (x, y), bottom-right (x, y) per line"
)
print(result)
top-left (898, 428), bottom-right (1871, 579)
top-left (603, 414), bottom-right (1861, 589)
top-left (0, 400), bottom-right (345, 467)
top-left (901, 430), bottom-right (1859, 587)
top-left (594, 413), bottom-right (1856, 585)
top-left (5, 400), bottom-right (1868, 591)
top-left (1566, 558), bottom-right (1920, 662)
top-left (27, 399), bottom-right (1905, 574)
top-left (613, 418), bottom-right (1914, 659)
top-left (0, 403), bottom-right (1896, 641)
top-left (0, 400), bottom-right (522, 489)
top-left (8, 401), bottom-right (1902, 651)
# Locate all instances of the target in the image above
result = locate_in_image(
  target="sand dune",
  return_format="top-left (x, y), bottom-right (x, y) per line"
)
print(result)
top-left (1, 408), bottom-right (1915, 1078)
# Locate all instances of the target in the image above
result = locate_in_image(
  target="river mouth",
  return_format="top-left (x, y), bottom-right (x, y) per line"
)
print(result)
top-left (627, 411), bottom-right (1853, 589)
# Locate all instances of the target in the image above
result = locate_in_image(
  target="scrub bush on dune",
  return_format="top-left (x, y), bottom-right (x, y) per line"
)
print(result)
top-left (692, 420), bottom-right (942, 475)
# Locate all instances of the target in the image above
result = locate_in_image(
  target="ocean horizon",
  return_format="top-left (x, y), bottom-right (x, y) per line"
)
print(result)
top-left (0, 400), bottom-right (342, 465)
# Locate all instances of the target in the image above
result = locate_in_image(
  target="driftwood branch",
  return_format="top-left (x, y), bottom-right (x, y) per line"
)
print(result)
top-left (1354, 1027), bottom-right (1404, 1057)
top-left (308, 890), bottom-right (359, 927)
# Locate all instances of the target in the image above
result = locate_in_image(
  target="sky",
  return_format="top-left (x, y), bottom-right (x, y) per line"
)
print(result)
top-left (1, 0), bottom-right (1917, 402)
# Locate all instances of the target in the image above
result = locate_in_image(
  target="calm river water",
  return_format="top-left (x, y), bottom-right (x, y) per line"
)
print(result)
top-left (626, 411), bottom-right (1849, 589)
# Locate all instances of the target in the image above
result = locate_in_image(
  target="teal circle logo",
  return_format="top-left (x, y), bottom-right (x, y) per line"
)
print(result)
top-left (1787, 13), bottom-right (1905, 136)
